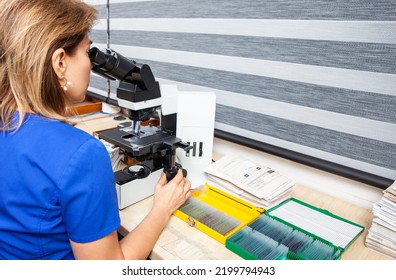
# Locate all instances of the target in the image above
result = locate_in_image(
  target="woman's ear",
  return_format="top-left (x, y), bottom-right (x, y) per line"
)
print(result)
top-left (51, 48), bottom-right (67, 80)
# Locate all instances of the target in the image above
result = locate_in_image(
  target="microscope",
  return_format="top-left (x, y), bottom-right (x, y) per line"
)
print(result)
top-left (89, 47), bottom-right (193, 209)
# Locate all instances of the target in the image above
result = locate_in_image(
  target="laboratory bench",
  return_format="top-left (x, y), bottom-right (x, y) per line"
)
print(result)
top-left (74, 112), bottom-right (392, 260)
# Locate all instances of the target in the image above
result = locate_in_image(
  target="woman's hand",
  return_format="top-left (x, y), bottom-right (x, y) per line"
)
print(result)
top-left (152, 169), bottom-right (191, 218)
top-left (72, 169), bottom-right (191, 260)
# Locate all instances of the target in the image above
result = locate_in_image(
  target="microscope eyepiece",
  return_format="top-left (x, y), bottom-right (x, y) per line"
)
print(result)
top-left (89, 47), bottom-right (156, 91)
top-left (89, 47), bottom-right (112, 68)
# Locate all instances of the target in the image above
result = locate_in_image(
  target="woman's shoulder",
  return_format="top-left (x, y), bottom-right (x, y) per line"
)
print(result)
top-left (24, 114), bottom-right (102, 151)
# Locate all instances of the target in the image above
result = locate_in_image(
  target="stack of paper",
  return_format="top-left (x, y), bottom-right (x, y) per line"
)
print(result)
top-left (204, 154), bottom-right (295, 209)
top-left (100, 139), bottom-right (123, 171)
top-left (365, 181), bottom-right (396, 259)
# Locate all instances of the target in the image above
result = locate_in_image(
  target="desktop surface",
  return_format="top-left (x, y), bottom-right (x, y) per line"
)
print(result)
top-left (75, 112), bottom-right (392, 260)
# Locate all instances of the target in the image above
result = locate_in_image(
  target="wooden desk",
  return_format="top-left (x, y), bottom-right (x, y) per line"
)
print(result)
top-left (75, 113), bottom-right (392, 260)
top-left (116, 184), bottom-right (392, 260)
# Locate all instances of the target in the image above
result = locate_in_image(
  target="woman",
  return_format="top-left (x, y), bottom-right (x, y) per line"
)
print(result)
top-left (0, 0), bottom-right (191, 259)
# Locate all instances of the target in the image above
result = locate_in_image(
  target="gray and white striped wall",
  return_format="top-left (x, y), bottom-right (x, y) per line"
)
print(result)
top-left (85, 0), bottom-right (396, 189)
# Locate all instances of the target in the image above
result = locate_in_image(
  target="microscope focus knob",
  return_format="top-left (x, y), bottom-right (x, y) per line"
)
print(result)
top-left (164, 165), bottom-right (187, 182)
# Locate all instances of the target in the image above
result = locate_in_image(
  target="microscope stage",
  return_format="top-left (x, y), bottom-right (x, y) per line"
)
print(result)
top-left (99, 125), bottom-right (181, 157)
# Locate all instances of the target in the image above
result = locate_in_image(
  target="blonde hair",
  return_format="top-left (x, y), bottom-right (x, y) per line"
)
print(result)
top-left (0, 0), bottom-right (97, 131)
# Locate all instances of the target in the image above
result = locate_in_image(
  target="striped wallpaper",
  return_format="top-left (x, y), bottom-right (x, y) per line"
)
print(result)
top-left (85, 0), bottom-right (396, 189)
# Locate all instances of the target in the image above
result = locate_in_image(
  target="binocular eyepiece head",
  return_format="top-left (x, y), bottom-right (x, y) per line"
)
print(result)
top-left (88, 47), bottom-right (156, 91)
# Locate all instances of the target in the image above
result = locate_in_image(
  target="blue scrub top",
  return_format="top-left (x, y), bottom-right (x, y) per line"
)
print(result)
top-left (0, 113), bottom-right (120, 259)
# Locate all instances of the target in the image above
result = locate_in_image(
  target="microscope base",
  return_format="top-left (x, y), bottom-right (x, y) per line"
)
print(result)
top-left (116, 169), bottom-right (162, 210)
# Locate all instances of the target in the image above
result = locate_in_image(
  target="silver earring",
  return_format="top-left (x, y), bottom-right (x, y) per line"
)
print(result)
top-left (62, 79), bottom-right (71, 91)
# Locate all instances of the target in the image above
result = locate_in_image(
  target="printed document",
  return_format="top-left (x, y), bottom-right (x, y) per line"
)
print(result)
top-left (204, 154), bottom-right (295, 208)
